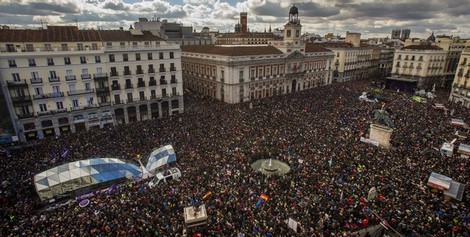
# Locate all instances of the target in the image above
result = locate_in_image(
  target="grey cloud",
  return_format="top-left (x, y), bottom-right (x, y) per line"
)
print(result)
top-left (332, 0), bottom-right (470, 21)
top-left (0, 2), bottom-right (79, 16)
top-left (0, 13), bottom-right (37, 25)
top-left (251, 2), bottom-right (288, 18)
top-left (296, 2), bottom-right (341, 18)
top-left (103, 2), bottom-right (130, 11)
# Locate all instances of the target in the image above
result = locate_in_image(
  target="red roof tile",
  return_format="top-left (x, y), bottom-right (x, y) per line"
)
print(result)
top-left (182, 45), bottom-right (283, 56)
top-left (217, 32), bottom-right (278, 38)
top-left (0, 26), bottom-right (164, 43)
top-left (0, 26), bottom-right (102, 42)
top-left (401, 45), bottom-right (443, 50)
top-left (98, 30), bottom-right (164, 42)
top-left (305, 43), bottom-right (332, 53)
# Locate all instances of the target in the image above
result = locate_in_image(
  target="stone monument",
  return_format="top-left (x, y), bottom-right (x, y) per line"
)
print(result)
top-left (370, 108), bottom-right (394, 149)
top-left (251, 158), bottom-right (291, 176)
top-left (183, 202), bottom-right (208, 228)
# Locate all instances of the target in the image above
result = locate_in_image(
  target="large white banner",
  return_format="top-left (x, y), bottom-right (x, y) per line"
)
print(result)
top-left (360, 137), bottom-right (379, 147)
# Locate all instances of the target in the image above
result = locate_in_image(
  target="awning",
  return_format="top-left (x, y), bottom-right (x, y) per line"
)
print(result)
top-left (458, 144), bottom-right (470, 155)
top-left (433, 103), bottom-right (447, 110)
top-left (451, 118), bottom-right (467, 127)
top-left (386, 76), bottom-right (418, 82)
top-left (427, 172), bottom-right (452, 191)
top-left (443, 180), bottom-right (465, 201)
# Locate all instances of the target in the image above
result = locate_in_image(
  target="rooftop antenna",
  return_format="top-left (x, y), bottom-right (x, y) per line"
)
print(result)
top-left (74, 18), bottom-right (79, 28)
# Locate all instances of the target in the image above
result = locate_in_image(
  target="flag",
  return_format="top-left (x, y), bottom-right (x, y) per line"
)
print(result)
top-left (260, 193), bottom-right (269, 201)
top-left (202, 191), bottom-right (212, 199)
top-left (256, 198), bottom-right (263, 207)
top-left (61, 148), bottom-right (69, 158)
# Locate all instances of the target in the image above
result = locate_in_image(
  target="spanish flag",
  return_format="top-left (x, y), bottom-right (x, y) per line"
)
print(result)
top-left (202, 191), bottom-right (212, 199)
top-left (260, 193), bottom-right (269, 201)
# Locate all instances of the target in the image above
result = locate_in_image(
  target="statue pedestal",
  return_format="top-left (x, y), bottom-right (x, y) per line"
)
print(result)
top-left (369, 124), bottom-right (393, 149)
top-left (183, 205), bottom-right (208, 228)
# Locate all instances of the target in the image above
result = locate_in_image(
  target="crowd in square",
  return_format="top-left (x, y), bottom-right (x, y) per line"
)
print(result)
top-left (0, 79), bottom-right (468, 236)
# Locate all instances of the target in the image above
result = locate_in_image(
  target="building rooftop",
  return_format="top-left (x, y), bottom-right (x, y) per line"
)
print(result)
top-left (0, 26), bottom-right (102, 42)
top-left (305, 43), bottom-right (332, 53)
top-left (0, 26), bottom-right (164, 43)
top-left (401, 45), bottom-right (443, 50)
top-left (182, 45), bottom-right (283, 56)
top-left (99, 30), bottom-right (164, 42)
top-left (321, 42), bottom-right (355, 48)
top-left (216, 32), bottom-right (277, 38)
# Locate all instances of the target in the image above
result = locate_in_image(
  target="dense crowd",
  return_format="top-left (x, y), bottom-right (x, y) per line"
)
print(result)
top-left (0, 79), bottom-right (469, 236)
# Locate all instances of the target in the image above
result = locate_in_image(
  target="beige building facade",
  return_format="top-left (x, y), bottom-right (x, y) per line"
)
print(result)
top-left (0, 26), bottom-right (183, 141)
top-left (449, 49), bottom-right (470, 107)
top-left (181, 5), bottom-right (334, 104)
top-left (387, 45), bottom-right (446, 92)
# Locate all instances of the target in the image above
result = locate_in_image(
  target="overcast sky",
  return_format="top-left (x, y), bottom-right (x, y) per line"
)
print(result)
top-left (1, 0), bottom-right (469, 39)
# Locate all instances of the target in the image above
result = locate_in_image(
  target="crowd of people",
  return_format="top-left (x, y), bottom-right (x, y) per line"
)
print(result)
top-left (0, 79), bottom-right (468, 236)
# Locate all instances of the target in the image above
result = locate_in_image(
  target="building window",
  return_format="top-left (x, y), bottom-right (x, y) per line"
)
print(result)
top-left (56, 101), bottom-right (64, 110)
top-left (296, 30), bottom-right (300, 37)
top-left (44, 44), bottom-right (52, 51)
top-left (77, 43), bottom-right (84, 51)
top-left (239, 70), bottom-right (244, 82)
top-left (148, 53), bottom-right (153, 60)
top-left (159, 52), bottom-right (164, 59)
top-left (120, 42), bottom-right (125, 48)
top-left (287, 30), bottom-right (291, 37)
top-left (12, 73), bottom-right (20, 81)
top-left (221, 70), bottom-right (225, 80)
top-left (31, 72), bottom-right (40, 80)
top-left (8, 59), bottom-right (16, 67)
top-left (61, 44), bottom-right (68, 51)
top-left (24, 44), bottom-right (33, 52)
top-left (49, 71), bottom-right (57, 79)
top-left (170, 52), bottom-right (174, 59)
top-left (69, 84), bottom-right (76, 93)
top-left (95, 56), bottom-right (101, 63)
top-left (92, 43), bottom-right (98, 50)
top-left (135, 53), bottom-right (141, 61)
top-left (72, 99), bottom-right (79, 108)
top-left (80, 57), bottom-right (87, 64)
top-left (47, 58), bottom-right (54, 66)
top-left (123, 54), bottom-right (128, 62)
top-left (39, 103), bottom-right (47, 112)
top-left (64, 57), bottom-right (71, 65)
top-left (109, 54), bottom-right (115, 62)
top-left (28, 59), bottom-right (36, 66)
top-left (132, 42), bottom-right (138, 48)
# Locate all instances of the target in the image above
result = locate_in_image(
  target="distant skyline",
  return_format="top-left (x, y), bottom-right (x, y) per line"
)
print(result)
top-left (1, 0), bottom-right (470, 39)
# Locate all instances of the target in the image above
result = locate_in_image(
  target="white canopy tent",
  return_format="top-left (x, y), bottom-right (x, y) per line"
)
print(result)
top-left (34, 158), bottom-right (142, 201)
top-left (145, 145), bottom-right (177, 174)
